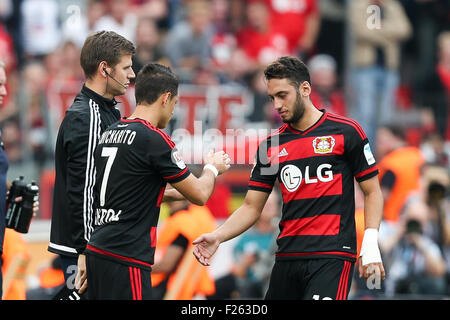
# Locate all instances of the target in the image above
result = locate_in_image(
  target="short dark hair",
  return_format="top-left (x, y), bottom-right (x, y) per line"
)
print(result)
top-left (80, 31), bottom-right (136, 79)
top-left (135, 63), bottom-right (179, 105)
top-left (264, 56), bottom-right (311, 89)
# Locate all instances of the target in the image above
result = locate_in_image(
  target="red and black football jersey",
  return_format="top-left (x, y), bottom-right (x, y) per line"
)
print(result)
top-left (86, 118), bottom-right (190, 269)
top-left (249, 110), bottom-right (378, 262)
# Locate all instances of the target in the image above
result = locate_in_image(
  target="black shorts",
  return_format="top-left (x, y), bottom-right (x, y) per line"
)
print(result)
top-left (265, 258), bottom-right (354, 300)
top-left (86, 253), bottom-right (152, 300)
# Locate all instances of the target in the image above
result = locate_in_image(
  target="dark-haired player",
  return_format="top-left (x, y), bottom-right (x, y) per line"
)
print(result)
top-left (80, 63), bottom-right (230, 300)
top-left (193, 56), bottom-right (385, 300)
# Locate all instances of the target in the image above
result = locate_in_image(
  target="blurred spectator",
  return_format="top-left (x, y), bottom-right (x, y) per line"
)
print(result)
top-left (1, 0), bottom-right (23, 67)
top-left (211, 0), bottom-right (232, 34)
top-left (59, 41), bottom-right (84, 81)
top-left (400, 0), bottom-right (450, 91)
top-left (380, 193), bottom-right (447, 297)
top-left (163, 0), bottom-right (214, 83)
top-left (420, 132), bottom-right (450, 168)
top-left (62, 0), bottom-right (106, 49)
top-left (93, 0), bottom-right (138, 43)
top-left (134, 0), bottom-right (168, 25)
top-left (0, 23), bottom-right (17, 75)
top-left (380, 163), bottom-right (450, 297)
top-left (247, 68), bottom-right (274, 124)
top-left (1, 228), bottom-right (30, 300)
top-left (19, 61), bottom-right (52, 170)
top-left (220, 48), bottom-right (254, 86)
top-left (376, 124), bottom-right (425, 223)
top-left (267, 0), bottom-right (321, 59)
top-left (230, 190), bottom-right (278, 298)
top-left (21, 0), bottom-right (61, 60)
top-left (1, 120), bottom-right (22, 165)
top-left (151, 200), bottom-right (216, 300)
top-left (209, 0), bottom-right (239, 79)
top-left (415, 164), bottom-right (450, 250)
top-left (349, 0), bottom-right (412, 145)
top-left (0, 22), bottom-right (18, 115)
top-left (316, 0), bottom-right (346, 72)
top-left (308, 54), bottom-right (347, 116)
top-left (228, 0), bottom-right (247, 33)
top-left (131, 17), bottom-right (166, 78)
top-left (416, 31), bottom-right (450, 141)
top-left (235, 0), bottom-right (290, 69)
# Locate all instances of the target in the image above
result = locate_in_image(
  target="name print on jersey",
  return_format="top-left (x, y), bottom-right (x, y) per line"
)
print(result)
top-left (99, 129), bottom-right (137, 145)
top-left (95, 208), bottom-right (122, 226)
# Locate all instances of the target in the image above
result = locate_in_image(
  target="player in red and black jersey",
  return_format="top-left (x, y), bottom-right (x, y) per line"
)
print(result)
top-left (75, 63), bottom-right (230, 299)
top-left (193, 56), bottom-right (385, 300)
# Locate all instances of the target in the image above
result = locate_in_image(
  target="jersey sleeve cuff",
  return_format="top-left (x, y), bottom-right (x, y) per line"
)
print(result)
top-left (248, 180), bottom-right (273, 193)
top-left (355, 166), bottom-right (379, 182)
top-left (164, 167), bottom-right (190, 183)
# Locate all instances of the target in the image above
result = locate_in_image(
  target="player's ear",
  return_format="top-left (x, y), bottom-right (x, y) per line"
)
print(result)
top-left (300, 81), bottom-right (311, 97)
top-left (99, 61), bottom-right (108, 78)
top-left (162, 92), bottom-right (171, 106)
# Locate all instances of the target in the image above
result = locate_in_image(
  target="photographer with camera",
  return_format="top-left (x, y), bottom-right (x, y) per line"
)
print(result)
top-left (380, 163), bottom-right (448, 297)
top-left (0, 60), bottom-right (39, 299)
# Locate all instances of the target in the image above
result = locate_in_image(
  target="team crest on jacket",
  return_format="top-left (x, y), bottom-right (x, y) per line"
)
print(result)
top-left (313, 136), bottom-right (336, 154)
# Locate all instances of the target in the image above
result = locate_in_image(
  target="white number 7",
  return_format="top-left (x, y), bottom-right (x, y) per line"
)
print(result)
top-left (100, 147), bottom-right (118, 206)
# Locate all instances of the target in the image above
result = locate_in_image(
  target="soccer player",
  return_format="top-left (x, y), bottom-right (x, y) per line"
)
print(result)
top-left (79, 63), bottom-right (230, 300)
top-left (48, 31), bottom-right (136, 282)
top-left (193, 56), bottom-right (385, 300)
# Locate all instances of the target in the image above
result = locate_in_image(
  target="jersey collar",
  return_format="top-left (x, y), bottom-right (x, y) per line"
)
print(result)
top-left (82, 84), bottom-right (118, 108)
top-left (287, 109), bottom-right (328, 135)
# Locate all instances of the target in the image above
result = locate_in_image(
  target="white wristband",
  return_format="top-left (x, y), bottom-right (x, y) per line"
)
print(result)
top-left (360, 228), bottom-right (382, 266)
top-left (204, 164), bottom-right (218, 177)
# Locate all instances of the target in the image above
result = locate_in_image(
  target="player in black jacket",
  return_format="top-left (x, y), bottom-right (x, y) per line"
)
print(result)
top-left (48, 31), bottom-right (136, 282)
top-left (193, 56), bottom-right (386, 300)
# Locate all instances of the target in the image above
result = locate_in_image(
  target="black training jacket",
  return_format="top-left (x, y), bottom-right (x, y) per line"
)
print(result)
top-left (48, 85), bottom-right (121, 257)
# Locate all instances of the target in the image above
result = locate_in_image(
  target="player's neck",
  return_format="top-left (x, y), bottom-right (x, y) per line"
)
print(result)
top-left (290, 103), bottom-right (323, 132)
top-left (85, 78), bottom-right (114, 100)
top-left (128, 104), bottom-right (160, 128)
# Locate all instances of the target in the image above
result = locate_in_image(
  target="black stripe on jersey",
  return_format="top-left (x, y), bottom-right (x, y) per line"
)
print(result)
top-left (327, 113), bottom-right (367, 140)
top-left (281, 194), bottom-right (344, 221)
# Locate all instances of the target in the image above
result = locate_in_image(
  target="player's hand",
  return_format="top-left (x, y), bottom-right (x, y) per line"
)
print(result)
top-left (358, 260), bottom-right (385, 281)
top-left (204, 150), bottom-right (231, 175)
top-left (358, 228), bottom-right (385, 283)
top-left (75, 254), bottom-right (88, 294)
top-left (192, 233), bottom-right (220, 266)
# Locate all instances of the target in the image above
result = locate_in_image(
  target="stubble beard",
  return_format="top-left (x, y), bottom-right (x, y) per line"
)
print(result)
top-left (283, 91), bottom-right (305, 124)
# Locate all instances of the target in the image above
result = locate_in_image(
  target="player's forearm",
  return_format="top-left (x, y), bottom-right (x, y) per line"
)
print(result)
top-left (363, 187), bottom-right (383, 230)
top-left (214, 202), bottom-right (261, 244)
top-left (193, 169), bottom-right (216, 205)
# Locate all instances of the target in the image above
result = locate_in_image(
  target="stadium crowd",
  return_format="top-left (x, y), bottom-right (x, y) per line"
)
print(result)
top-left (0, 0), bottom-right (450, 300)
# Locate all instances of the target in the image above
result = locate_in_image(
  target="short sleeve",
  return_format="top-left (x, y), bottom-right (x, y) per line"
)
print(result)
top-left (345, 125), bottom-right (379, 182)
top-left (149, 132), bottom-right (190, 183)
top-left (248, 139), bottom-right (277, 193)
